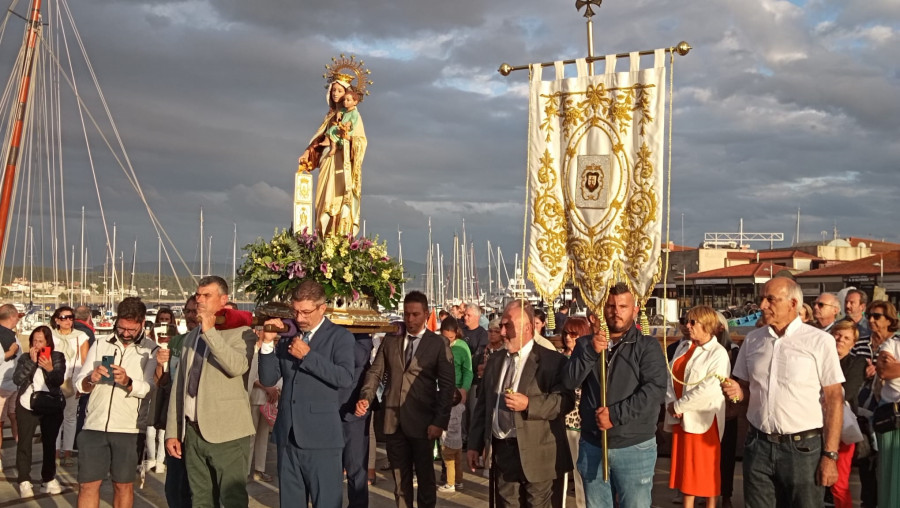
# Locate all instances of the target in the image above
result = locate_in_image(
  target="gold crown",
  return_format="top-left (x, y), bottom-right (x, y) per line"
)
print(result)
top-left (323, 54), bottom-right (373, 101)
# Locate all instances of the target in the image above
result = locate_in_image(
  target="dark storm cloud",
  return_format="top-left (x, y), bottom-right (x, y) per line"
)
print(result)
top-left (3, 0), bottom-right (897, 283)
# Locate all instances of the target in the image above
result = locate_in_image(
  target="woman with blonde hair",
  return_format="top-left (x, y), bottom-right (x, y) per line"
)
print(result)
top-left (665, 305), bottom-right (731, 508)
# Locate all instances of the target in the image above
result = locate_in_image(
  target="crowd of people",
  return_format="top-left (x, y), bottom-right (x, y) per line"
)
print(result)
top-left (1, 276), bottom-right (899, 508)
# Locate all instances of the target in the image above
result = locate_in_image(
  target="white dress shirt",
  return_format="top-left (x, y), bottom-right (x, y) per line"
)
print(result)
top-left (733, 317), bottom-right (845, 434)
top-left (492, 338), bottom-right (535, 439)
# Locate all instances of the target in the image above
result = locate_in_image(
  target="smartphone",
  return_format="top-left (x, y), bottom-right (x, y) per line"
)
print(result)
top-left (39, 347), bottom-right (51, 362)
top-left (101, 355), bottom-right (115, 381)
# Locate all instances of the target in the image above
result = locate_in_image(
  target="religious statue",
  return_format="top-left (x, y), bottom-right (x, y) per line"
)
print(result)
top-left (298, 55), bottom-right (372, 238)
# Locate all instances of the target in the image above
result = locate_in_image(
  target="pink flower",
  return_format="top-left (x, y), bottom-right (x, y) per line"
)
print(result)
top-left (350, 240), bottom-right (360, 250)
top-left (266, 262), bottom-right (282, 272)
top-left (389, 282), bottom-right (395, 296)
top-left (320, 262), bottom-right (329, 274)
top-left (352, 289), bottom-right (359, 301)
top-left (287, 261), bottom-right (306, 279)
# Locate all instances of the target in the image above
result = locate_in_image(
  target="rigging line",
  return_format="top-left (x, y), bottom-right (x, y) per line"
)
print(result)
top-left (0, 1), bottom-right (22, 60)
top-left (37, 42), bottom-right (196, 294)
top-left (54, 1), bottom-right (115, 287)
top-left (0, 44), bottom-right (24, 285)
top-left (53, 2), bottom-right (196, 287)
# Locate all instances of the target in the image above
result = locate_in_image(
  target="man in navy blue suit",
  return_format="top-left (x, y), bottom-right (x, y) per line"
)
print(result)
top-left (340, 333), bottom-right (374, 508)
top-left (259, 280), bottom-right (355, 508)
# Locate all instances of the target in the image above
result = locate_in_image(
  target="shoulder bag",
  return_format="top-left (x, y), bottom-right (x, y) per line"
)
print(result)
top-left (873, 402), bottom-right (900, 434)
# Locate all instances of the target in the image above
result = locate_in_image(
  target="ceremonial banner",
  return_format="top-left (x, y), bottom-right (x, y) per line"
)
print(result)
top-left (527, 50), bottom-right (667, 310)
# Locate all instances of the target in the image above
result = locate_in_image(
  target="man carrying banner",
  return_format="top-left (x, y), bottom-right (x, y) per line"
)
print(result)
top-left (562, 283), bottom-right (667, 508)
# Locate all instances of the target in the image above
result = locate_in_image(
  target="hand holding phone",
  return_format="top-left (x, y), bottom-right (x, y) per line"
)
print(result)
top-left (101, 355), bottom-right (115, 381)
top-left (39, 347), bottom-right (51, 361)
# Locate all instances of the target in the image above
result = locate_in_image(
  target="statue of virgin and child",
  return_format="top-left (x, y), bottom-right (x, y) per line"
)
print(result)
top-left (298, 59), bottom-right (371, 238)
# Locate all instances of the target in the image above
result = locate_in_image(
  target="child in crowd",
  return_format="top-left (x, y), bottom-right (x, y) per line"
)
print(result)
top-left (439, 389), bottom-right (465, 492)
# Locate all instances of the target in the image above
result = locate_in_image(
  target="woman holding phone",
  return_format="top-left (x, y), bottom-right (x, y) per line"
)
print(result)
top-left (13, 325), bottom-right (67, 498)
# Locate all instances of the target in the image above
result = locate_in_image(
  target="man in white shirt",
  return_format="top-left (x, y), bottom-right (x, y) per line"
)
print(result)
top-left (721, 277), bottom-right (844, 508)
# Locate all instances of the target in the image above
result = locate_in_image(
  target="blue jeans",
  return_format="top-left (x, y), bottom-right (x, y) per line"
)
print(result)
top-left (743, 428), bottom-right (823, 508)
top-left (577, 437), bottom-right (656, 508)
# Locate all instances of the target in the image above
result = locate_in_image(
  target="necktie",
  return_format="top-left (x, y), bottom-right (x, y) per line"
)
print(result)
top-left (302, 331), bottom-right (312, 344)
top-left (497, 352), bottom-right (519, 433)
top-left (404, 335), bottom-right (417, 369)
top-left (186, 332), bottom-right (206, 398)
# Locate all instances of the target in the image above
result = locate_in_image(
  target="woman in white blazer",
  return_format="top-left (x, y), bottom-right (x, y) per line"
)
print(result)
top-left (665, 305), bottom-right (731, 508)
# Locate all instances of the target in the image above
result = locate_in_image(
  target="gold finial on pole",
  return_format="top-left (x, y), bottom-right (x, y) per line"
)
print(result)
top-left (675, 41), bottom-right (692, 56)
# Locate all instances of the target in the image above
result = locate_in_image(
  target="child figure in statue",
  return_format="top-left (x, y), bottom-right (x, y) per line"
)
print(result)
top-left (319, 89), bottom-right (361, 161)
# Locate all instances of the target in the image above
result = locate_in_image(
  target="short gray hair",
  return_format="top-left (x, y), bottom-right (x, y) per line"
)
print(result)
top-left (465, 303), bottom-right (482, 317)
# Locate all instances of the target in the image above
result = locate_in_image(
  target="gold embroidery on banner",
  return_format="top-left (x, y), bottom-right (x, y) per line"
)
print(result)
top-left (532, 149), bottom-right (567, 280)
top-left (535, 81), bottom-right (660, 312)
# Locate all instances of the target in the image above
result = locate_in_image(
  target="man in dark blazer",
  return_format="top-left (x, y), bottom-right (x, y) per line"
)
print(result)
top-left (467, 300), bottom-right (574, 508)
top-left (339, 333), bottom-right (374, 508)
top-left (356, 291), bottom-right (455, 508)
top-left (259, 280), bottom-right (355, 508)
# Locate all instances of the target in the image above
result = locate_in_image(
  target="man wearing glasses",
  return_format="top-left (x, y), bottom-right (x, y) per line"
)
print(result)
top-left (165, 276), bottom-right (257, 508)
top-left (74, 297), bottom-right (159, 508)
top-left (258, 279), bottom-right (355, 508)
top-left (813, 293), bottom-right (841, 332)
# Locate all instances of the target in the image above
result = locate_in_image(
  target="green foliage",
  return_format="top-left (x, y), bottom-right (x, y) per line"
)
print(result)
top-left (235, 229), bottom-right (406, 309)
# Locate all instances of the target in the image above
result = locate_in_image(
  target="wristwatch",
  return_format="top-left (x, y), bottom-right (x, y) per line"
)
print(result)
top-left (822, 450), bottom-right (839, 461)
top-left (125, 377), bottom-right (133, 389)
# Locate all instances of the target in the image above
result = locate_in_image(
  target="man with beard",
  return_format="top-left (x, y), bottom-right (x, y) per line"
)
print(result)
top-left (75, 297), bottom-right (159, 507)
top-left (562, 283), bottom-right (668, 508)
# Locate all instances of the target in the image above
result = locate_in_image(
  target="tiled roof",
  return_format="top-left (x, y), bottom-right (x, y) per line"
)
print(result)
top-left (846, 237), bottom-right (900, 253)
top-left (685, 263), bottom-right (794, 279)
top-left (796, 250), bottom-right (900, 277)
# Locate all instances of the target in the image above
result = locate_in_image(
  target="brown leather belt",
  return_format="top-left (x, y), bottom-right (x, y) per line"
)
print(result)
top-left (750, 425), bottom-right (821, 444)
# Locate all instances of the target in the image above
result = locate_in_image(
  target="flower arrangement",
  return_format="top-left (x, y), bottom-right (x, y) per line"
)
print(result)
top-left (236, 228), bottom-right (406, 310)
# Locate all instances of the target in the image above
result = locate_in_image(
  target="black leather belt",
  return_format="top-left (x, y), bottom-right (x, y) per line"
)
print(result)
top-left (750, 425), bottom-right (821, 444)
top-left (185, 418), bottom-right (201, 432)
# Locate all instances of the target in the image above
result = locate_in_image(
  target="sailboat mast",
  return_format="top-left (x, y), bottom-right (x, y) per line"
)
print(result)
top-left (199, 208), bottom-right (204, 279)
top-left (231, 222), bottom-right (239, 302)
top-left (0, 0), bottom-right (43, 281)
top-left (130, 239), bottom-right (137, 297)
top-left (158, 235), bottom-right (162, 305)
top-left (80, 207), bottom-right (84, 305)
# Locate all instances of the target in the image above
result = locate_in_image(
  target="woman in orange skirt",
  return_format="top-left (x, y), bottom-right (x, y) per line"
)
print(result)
top-left (665, 305), bottom-right (731, 508)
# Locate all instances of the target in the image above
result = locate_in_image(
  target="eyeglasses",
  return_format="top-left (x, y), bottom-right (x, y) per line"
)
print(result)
top-left (57, 315), bottom-right (74, 320)
top-left (115, 326), bottom-right (142, 337)
top-left (869, 313), bottom-right (886, 321)
top-left (814, 302), bottom-right (836, 309)
top-left (294, 305), bottom-right (324, 318)
top-left (684, 319), bottom-right (697, 327)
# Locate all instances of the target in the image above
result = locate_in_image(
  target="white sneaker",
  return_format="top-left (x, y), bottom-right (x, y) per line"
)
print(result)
top-left (19, 481), bottom-right (34, 498)
top-left (155, 463), bottom-right (167, 474)
top-left (143, 459), bottom-right (156, 471)
top-left (41, 478), bottom-right (62, 495)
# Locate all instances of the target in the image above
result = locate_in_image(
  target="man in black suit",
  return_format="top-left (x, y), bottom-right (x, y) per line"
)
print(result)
top-left (356, 291), bottom-right (455, 508)
top-left (467, 300), bottom-right (574, 508)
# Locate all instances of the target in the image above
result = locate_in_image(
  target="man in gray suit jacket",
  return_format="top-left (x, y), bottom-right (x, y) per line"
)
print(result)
top-left (259, 280), bottom-right (355, 508)
top-left (165, 276), bottom-right (256, 508)
top-left (356, 291), bottom-right (455, 508)
top-left (467, 300), bottom-right (574, 508)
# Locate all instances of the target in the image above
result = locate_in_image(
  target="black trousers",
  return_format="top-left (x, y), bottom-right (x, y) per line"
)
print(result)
top-left (492, 437), bottom-right (553, 508)
top-left (343, 417), bottom-right (371, 508)
top-left (386, 430), bottom-right (437, 508)
top-left (720, 417), bottom-right (738, 498)
top-left (15, 398), bottom-right (63, 483)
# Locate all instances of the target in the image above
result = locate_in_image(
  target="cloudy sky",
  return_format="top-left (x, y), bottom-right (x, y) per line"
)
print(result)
top-left (1, 0), bottom-right (898, 288)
